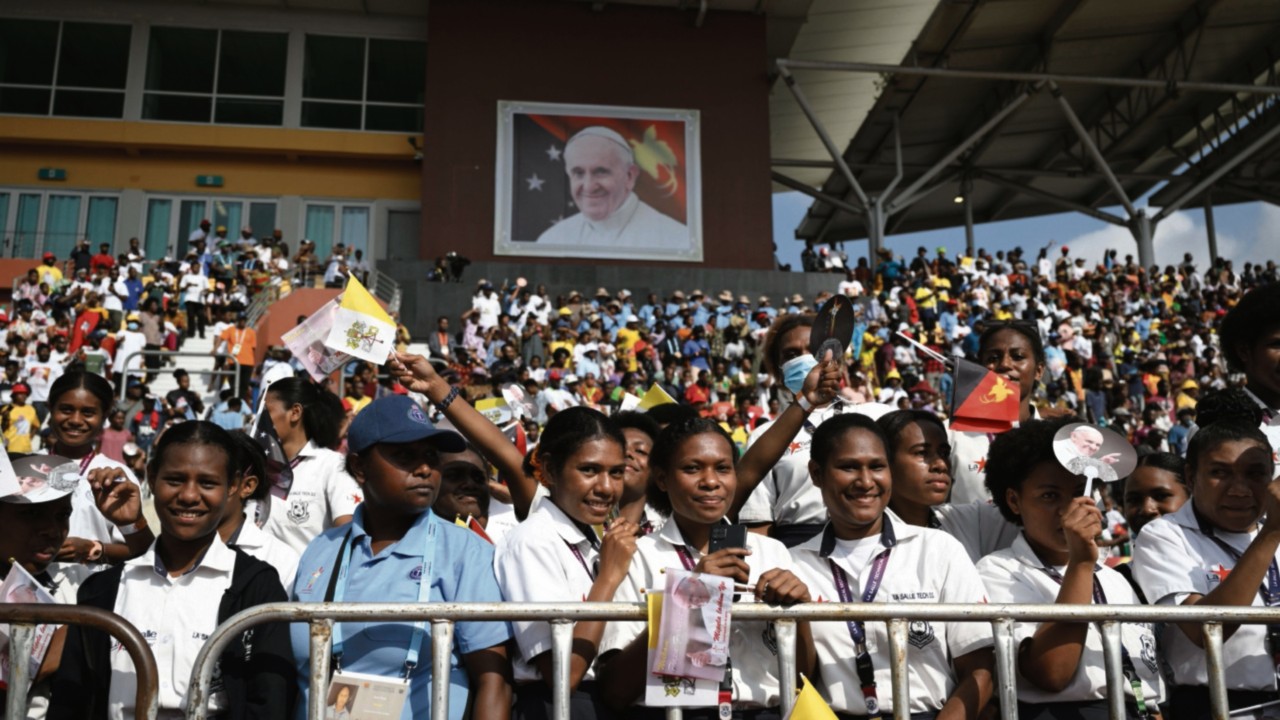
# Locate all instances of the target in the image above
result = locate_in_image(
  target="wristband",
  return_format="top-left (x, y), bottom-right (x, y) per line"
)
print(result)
top-left (86, 540), bottom-right (104, 562)
top-left (433, 385), bottom-right (462, 415)
top-left (796, 394), bottom-right (814, 413)
top-left (117, 518), bottom-right (148, 536)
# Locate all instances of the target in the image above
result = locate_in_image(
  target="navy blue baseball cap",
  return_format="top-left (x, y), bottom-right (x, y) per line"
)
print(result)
top-left (347, 395), bottom-right (465, 454)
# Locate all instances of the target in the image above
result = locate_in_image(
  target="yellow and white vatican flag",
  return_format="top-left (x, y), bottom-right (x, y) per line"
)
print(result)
top-left (323, 275), bottom-right (396, 365)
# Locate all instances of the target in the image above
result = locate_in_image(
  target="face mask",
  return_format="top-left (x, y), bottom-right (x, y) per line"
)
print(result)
top-left (782, 354), bottom-right (818, 395)
top-left (127, 322), bottom-right (139, 330)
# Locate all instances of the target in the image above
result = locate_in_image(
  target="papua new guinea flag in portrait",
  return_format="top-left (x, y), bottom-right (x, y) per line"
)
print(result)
top-left (510, 113), bottom-right (688, 242)
top-left (949, 357), bottom-right (1020, 433)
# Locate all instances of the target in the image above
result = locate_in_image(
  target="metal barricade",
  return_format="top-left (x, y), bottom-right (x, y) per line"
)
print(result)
top-left (2, 603), bottom-right (159, 720)
top-left (186, 600), bottom-right (1280, 720)
top-left (116, 351), bottom-right (241, 401)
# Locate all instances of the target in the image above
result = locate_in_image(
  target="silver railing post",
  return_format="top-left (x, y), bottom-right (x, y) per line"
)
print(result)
top-left (430, 619), bottom-right (455, 720)
top-left (6, 623), bottom-right (34, 720)
top-left (1203, 622), bottom-right (1229, 720)
top-left (992, 617), bottom-right (1020, 720)
top-left (887, 618), bottom-right (911, 720)
top-left (550, 619), bottom-right (575, 720)
top-left (665, 708), bottom-right (684, 720)
top-left (1099, 621), bottom-right (1126, 720)
top-left (774, 618), bottom-right (798, 717)
top-left (309, 618), bottom-right (333, 720)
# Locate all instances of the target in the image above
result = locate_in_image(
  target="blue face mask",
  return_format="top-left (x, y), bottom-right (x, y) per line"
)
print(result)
top-left (782, 354), bottom-right (818, 395)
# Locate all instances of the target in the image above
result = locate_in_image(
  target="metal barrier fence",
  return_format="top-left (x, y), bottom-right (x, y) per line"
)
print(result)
top-left (116, 351), bottom-right (241, 401)
top-left (186, 601), bottom-right (1280, 720)
top-left (1, 603), bottom-right (159, 720)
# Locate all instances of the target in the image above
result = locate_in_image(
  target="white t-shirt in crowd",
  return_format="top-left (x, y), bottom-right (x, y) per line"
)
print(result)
top-left (263, 441), bottom-right (363, 555)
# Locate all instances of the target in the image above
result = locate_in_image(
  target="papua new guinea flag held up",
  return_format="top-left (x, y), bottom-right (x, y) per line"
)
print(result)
top-left (510, 113), bottom-right (688, 242)
top-left (949, 357), bottom-right (1020, 433)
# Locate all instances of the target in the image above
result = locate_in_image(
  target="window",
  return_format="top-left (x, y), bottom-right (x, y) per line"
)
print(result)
top-left (302, 35), bottom-right (424, 132)
top-left (0, 189), bottom-right (119, 258)
top-left (0, 19), bottom-right (130, 118)
top-left (304, 202), bottom-right (370, 258)
top-left (144, 27), bottom-right (287, 125)
top-left (143, 195), bottom-right (279, 259)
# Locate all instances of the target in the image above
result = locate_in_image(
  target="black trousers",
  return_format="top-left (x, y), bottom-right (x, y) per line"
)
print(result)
top-left (186, 302), bottom-right (206, 338)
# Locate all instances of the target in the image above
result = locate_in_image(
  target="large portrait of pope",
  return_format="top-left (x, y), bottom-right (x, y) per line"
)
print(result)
top-left (494, 100), bottom-right (703, 262)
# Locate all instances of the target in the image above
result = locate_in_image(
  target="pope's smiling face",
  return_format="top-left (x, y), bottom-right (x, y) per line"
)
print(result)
top-left (565, 135), bottom-right (639, 222)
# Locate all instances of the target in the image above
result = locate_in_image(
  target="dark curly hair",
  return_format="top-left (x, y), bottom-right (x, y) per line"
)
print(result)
top-left (522, 406), bottom-right (624, 482)
top-left (646, 417), bottom-right (738, 517)
top-left (645, 402), bottom-right (700, 430)
top-left (1220, 282), bottom-right (1280, 372)
top-left (1194, 387), bottom-right (1267, 428)
top-left (1124, 451), bottom-right (1189, 492)
top-left (876, 410), bottom-right (946, 457)
top-left (614, 411), bottom-right (662, 443)
top-left (811, 413), bottom-right (889, 469)
top-left (985, 417), bottom-right (1078, 525)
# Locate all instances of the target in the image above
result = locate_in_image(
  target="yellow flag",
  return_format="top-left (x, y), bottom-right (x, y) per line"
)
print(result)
top-left (325, 274), bottom-right (396, 363)
top-left (638, 384), bottom-right (677, 410)
top-left (785, 676), bottom-right (838, 720)
top-left (646, 592), bottom-right (664, 649)
top-left (339, 274), bottom-right (393, 326)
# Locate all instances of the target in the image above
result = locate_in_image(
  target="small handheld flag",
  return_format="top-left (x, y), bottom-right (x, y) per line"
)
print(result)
top-left (324, 275), bottom-right (395, 364)
top-left (785, 675), bottom-right (838, 720)
top-left (638, 384), bottom-right (677, 410)
top-left (949, 357), bottom-right (1020, 433)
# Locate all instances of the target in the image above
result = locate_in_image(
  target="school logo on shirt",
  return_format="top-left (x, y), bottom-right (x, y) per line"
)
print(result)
top-left (1206, 564), bottom-right (1231, 588)
top-left (287, 499), bottom-right (311, 524)
top-left (969, 457), bottom-right (988, 474)
top-left (1140, 632), bottom-right (1158, 675)
top-left (409, 564), bottom-right (424, 581)
top-left (762, 623), bottom-right (778, 655)
top-left (302, 566), bottom-right (324, 594)
top-left (908, 620), bottom-right (936, 649)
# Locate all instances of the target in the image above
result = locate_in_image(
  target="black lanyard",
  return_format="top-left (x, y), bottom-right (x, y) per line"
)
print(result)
top-left (1194, 510), bottom-right (1280, 676)
top-left (1037, 565), bottom-right (1153, 719)
top-left (820, 519), bottom-right (897, 719)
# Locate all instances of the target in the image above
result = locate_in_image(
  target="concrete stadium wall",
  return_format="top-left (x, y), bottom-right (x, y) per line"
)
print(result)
top-left (420, 0), bottom-right (775, 271)
top-left (385, 260), bottom-right (846, 337)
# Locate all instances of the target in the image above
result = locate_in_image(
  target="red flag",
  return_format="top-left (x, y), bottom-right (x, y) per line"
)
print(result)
top-left (468, 516), bottom-right (493, 544)
top-left (69, 310), bottom-right (100, 354)
top-left (950, 358), bottom-right (1020, 433)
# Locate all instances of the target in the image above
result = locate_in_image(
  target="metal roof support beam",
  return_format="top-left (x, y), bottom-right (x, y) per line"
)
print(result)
top-left (1204, 192), bottom-right (1219, 267)
top-left (778, 59), bottom-right (1280, 97)
top-left (770, 172), bottom-right (867, 218)
top-left (887, 83), bottom-right (1041, 214)
top-left (1050, 82), bottom-right (1139, 218)
top-left (1153, 117), bottom-right (1280, 222)
top-left (776, 64), bottom-right (870, 210)
top-left (1131, 213), bottom-right (1155, 272)
top-left (975, 171), bottom-right (1127, 226)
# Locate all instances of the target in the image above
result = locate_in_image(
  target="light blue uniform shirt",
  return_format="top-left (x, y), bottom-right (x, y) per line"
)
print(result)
top-left (290, 508), bottom-right (511, 720)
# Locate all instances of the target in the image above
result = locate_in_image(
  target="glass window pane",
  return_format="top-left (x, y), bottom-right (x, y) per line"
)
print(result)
top-left (0, 193), bottom-right (9, 257)
top-left (85, 197), bottom-right (118, 250)
top-left (215, 98), bottom-right (283, 126)
top-left (145, 199), bottom-right (172, 259)
top-left (248, 203), bottom-right (276, 239)
top-left (0, 87), bottom-right (51, 115)
top-left (365, 104), bottom-right (422, 133)
top-left (305, 204), bottom-right (335, 259)
top-left (53, 90), bottom-right (125, 118)
top-left (16, 194), bottom-right (42, 258)
top-left (146, 27), bottom-right (216, 93)
top-left (218, 30), bottom-right (286, 97)
top-left (0, 19), bottom-right (57, 85)
top-left (301, 101), bottom-right (361, 130)
top-left (177, 200), bottom-right (207, 258)
top-left (340, 207), bottom-right (369, 256)
top-left (367, 39), bottom-right (424, 104)
top-left (303, 35), bottom-right (363, 101)
top-left (58, 22), bottom-right (131, 89)
top-left (143, 93), bottom-right (212, 123)
top-left (212, 201), bottom-right (241, 241)
top-left (43, 195), bottom-right (82, 259)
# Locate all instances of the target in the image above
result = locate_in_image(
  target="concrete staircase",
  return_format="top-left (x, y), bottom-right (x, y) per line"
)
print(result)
top-left (144, 332), bottom-right (225, 409)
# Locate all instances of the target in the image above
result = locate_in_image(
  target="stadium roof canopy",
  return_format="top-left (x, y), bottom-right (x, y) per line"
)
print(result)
top-left (769, 0), bottom-right (1280, 264)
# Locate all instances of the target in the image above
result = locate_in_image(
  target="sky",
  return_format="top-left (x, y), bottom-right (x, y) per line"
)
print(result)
top-left (771, 191), bottom-right (1278, 274)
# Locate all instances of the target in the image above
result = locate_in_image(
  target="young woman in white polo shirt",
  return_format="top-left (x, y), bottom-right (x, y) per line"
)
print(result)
top-left (218, 430), bottom-right (302, 590)
top-left (877, 410), bottom-right (1018, 562)
top-left (491, 406), bottom-right (639, 720)
top-left (49, 421), bottom-right (293, 719)
top-left (789, 413), bottom-right (996, 720)
top-left (977, 418), bottom-right (1164, 720)
top-left (597, 417), bottom-right (811, 720)
top-left (1132, 419), bottom-right (1280, 719)
top-left (261, 377), bottom-right (363, 554)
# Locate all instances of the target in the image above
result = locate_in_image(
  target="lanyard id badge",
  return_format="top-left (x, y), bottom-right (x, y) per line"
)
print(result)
top-left (324, 669), bottom-right (410, 720)
top-left (325, 519), bottom-right (439, 700)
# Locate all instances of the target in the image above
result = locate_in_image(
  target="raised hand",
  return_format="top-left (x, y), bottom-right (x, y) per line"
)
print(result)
top-left (802, 349), bottom-right (844, 407)
top-left (89, 467), bottom-right (142, 528)
top-left (694, 547), bottom-right (752, 585)
top-left (387, 352), bottom-right (440, 395)
top-left (597, 518), bottom-right (639, 582)
top-left (1061, 496), bottom-right (1102, 565)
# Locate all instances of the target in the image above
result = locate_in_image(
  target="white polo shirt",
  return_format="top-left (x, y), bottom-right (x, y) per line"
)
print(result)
top-left (977, 533), bottom-right (1165, 705)
top-left (931, 501), bottom-right (1020, 562)
top-left (1132, 501), bottom-right (1280, 690)
top-left (790, 517), bottom-right (992, 715)
top-left (494, 500), bottom-right (603, 683)
top-left (109, 534), bottom-right (236, 719)
top-left (230, 517), bottom-right (300, 590)
top-left (738, 401), bottom-right (895, 527)
top-left (263, 441), bottom-right (363, 555)
top-left (947, 408), bottom-right (1038, 506)
top-left (598, 519), bottom-right (795, 709)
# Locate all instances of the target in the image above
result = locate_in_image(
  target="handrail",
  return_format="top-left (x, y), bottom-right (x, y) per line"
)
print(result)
top-left (116, 350), bottom-right (241, 401)
top-left (187, 600), bottom-right (1280, 720)
top-left (1, 603), bottom-right (159, 720)
top-left (368, 267), bottom-right (401, 314)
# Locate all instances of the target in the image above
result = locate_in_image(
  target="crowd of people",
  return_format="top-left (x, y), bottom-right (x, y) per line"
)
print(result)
top-left (0, 236), bottom-right (1278, 720)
